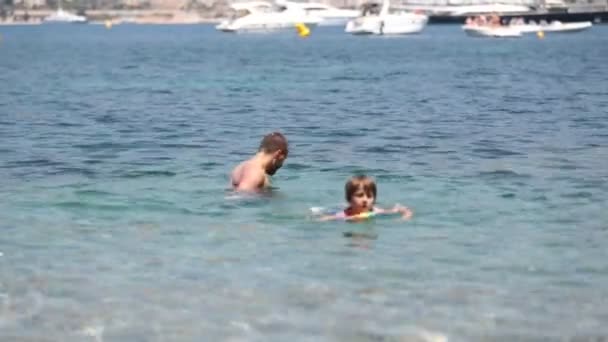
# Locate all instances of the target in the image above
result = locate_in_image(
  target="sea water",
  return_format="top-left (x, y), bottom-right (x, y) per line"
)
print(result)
top-left (0, 24), bottom-right (607, 341)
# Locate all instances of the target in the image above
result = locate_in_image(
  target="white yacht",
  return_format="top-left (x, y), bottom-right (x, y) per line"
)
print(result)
top-left (287, 2), bottom-right (359, 26)
top-left (345, 0), bottom-right (428, 35)
top-left (43, 0), bottom-right (87, 24)
top-left (216, 1), bottom-right (322, 32)
top-left (43, 8), bottom-right (87, 23)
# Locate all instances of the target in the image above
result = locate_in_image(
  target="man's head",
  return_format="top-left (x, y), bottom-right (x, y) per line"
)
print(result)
top-left (258, 132), bottom-right (288, 175)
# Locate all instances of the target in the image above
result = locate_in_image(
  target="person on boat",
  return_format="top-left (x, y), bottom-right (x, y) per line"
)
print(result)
top-left (489, 13), bottom-right (501, 27)
top-left (319, 175), bottom-right (413, 222)
top-left (230, 132), bottom-right (289, 192)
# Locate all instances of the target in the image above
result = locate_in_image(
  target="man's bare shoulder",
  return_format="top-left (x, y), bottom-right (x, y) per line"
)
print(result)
top-left (231, 159), bottom-right (265, 191)
top-left (231, 161), bottom-right (246, 177)
top-left (231, 161), bottom-right (247, 186)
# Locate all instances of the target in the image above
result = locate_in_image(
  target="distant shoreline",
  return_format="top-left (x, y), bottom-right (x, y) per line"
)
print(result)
top-left (2, 9), bottom-right (224, 25)
top-left (3, 7), bottom-right (607, 26)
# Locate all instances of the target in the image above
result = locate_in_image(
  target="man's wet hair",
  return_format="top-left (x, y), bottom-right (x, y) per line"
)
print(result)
top-left (258, 132), bottom-right (288, 156)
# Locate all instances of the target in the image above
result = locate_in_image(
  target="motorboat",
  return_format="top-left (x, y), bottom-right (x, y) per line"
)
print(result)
top-left (286, 2), bottom-right (359, 26)
top-left (43, 8), bottom-right (87, 23)
top-left (462, 14), bottom-right (522, 38)
top-left (43, 0), bottom-right (87, 24)
top-left (216, 1), bottom-right (322, 32)
top-left (345, 0), bottom-right (428, 35)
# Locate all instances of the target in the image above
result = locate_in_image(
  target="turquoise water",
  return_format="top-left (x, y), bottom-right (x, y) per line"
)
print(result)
top-left (1, 24), bottom-right (608, 341)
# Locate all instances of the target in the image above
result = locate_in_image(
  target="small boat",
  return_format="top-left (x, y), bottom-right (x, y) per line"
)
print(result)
top-left (287, 1), bottom-right (359, 26)
top-left (462, 24), bottom-right (522, 38)
top-left (216, 1), bottom-right (322, 32)
top-left (43, 0), bottom-right (87, 24)
top-left (43, 8), bottom-right (87, 24)
top-left (345, 0), bottom-right (428, 35)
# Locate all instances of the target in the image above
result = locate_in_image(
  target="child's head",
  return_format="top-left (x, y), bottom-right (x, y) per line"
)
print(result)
top-left (345, 175), bottom-right (377, 211)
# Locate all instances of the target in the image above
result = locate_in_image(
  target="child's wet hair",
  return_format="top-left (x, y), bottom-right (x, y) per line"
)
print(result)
top-left (345, 175), bottom-right (377, 202)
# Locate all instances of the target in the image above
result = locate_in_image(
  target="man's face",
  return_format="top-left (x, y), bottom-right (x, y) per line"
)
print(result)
top-left (265, 151), bottom-right (287, 176)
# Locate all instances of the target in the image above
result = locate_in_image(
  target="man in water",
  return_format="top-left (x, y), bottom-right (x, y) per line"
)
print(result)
top-left (231, 132), bottom-right (289, 192)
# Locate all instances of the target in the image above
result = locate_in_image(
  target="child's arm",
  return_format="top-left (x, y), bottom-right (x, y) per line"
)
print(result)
top-left (375, 204), bottom-right (413, 220)
top-left (393, 204), bottom-right (413, 219)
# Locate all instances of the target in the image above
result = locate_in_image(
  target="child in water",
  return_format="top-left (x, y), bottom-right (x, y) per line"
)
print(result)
top-left (320, 175), bottom-right (413, 221)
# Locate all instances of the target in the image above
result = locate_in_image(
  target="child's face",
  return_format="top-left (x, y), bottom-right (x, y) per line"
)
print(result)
top-left (349, 187), bottom-right (375, 211)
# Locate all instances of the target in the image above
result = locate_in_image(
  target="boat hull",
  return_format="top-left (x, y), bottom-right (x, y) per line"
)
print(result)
top-left (539, 21), bottom-right (592, 32)
top-left (429, 11), bottom-right (608, 24)
top-left (462, 25), bottom-right (522, 37)
top-left (509, 20), bottom-right (592, 33)
top-left (317, 16), bottom-right (355, 26)
top-left (345, 14), bottom-right (428, 35)
top-left (217, 21), bottom-right (319, 33)
top-left (42, 9), bottom-right (88, 24)
top-left (42, 20), bottom-right (88, 24)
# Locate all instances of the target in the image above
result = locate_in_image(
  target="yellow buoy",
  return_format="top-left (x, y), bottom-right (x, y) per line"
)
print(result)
top-left (537, 30), bottom-right (545, 39)
top-left (295, 22), bottom-right (310, 38)
top-left (105, 20), bottom-right (113, 29)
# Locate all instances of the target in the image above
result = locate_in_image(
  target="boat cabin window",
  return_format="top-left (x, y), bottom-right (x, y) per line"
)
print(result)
top-left (361, 3), bottom-right (381, 16)
top-left (273, 4), bottom-right (288, 12)
top-left (253, 5), bottom-right (274, 13)
top-left (305, 7), bottom-right (330, 15)
top-left (305, 7), bottom-right (329, 11)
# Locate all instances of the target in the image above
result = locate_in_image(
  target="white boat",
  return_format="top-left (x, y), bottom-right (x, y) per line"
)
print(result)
top-left (43, 0), bottom-right (87, 24)
top-left (43, 8), bottom-right (87, 23)
top-left (345, 0), bottom-right (428, 35)
top-left (462, 24), bottom-right (522, 38)
top-left (286, 2), bottom-right (359, 26)
top-left (510, 20), bottom-right (592, 33)
top-left (444, 4), bottom-right (532, 16)
top-left (391, 3), bottom-right (533, 18)
top-left (216, 1), bottom-right (322, 32)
